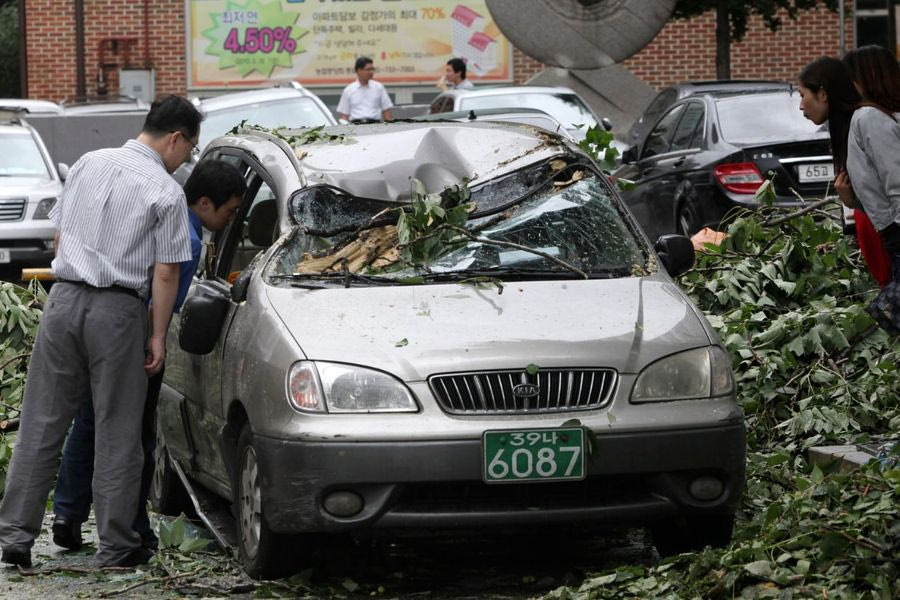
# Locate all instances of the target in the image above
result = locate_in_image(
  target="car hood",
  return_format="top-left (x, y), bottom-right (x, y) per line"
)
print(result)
top-left (0, 177), bottom-right (59, 197)
top-left (265, 277), bottom-right (711, 381)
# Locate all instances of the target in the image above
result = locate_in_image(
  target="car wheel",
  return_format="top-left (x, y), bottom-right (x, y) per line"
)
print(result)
top-left (649, 513), bottom-right (734, 556)
top-left (150, 418), bottom-right (192, 516)
top-left (676, 201), bottom-right (700, 237)
top-left (235, 424), bottom-right (292, 579)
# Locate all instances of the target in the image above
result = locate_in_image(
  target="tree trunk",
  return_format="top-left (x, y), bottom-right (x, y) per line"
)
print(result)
top-left (715, 0), bottom-right (731, 79)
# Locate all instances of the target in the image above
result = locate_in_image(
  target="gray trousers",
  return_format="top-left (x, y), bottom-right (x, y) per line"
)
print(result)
top-left (0, 282), bottom-right (148, 565)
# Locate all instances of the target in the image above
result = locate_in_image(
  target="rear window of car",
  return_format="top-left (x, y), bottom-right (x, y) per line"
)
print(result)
top-left (0, 132), bottom-right (50, 178)
top-left (715, 92), bottom-right (827, 144)
top-left (200, 97), bottom-right (332, 149)
top-left (459, 93), bottom-right (598, 131)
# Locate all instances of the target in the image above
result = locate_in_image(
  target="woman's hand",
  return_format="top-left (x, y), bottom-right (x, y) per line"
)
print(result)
top-left (834, 170), bottom-right (858, 209)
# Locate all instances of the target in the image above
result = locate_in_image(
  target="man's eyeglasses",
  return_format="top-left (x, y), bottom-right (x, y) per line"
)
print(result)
top-left (171, 130), bottom-right (200, 156)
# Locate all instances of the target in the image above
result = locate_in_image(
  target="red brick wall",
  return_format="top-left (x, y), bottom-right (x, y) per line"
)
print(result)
top-left (623, 2), bottom-right (854, 90)
top-left (23, 1), bottom-right (855, 100)
top-left (24, 0), bottom-right (186, 102)
top-left (513, 47), bottom-right (544, 84)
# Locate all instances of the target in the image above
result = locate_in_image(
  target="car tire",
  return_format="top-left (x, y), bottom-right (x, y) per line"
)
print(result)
top-left (235, 424), bottom-right (293, 579)
top-left (150, 418), bottom-right (193, 516)
top-left (649, 513), bottom-right (734, 556)
top-left (676, 201), bottom-right (700, 237)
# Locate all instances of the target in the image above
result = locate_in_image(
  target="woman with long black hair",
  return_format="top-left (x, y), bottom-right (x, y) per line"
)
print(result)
top-left (798, 56), bottom-right (892, 290)
top-left (841, 46), bottom-right (900, 333)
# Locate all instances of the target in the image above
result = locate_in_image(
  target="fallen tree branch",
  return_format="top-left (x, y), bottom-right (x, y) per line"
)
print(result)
top-left (0, 352), bottom-right (30, 372)
top-left (764, 197), bottom-right (835, 227)
top-left (98, 566), bottom-right (205, 597)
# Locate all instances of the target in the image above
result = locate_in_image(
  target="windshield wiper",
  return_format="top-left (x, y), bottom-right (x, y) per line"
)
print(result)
top-left (278, 271), bottom-right (397, 288)
top-left (419, 266), bottom-right (630, 281)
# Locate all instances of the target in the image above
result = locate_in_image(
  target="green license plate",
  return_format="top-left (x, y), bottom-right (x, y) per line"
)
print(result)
top-left (482, 427), bottom-right (585, 483)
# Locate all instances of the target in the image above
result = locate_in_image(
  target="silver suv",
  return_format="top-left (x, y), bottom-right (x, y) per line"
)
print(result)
top-left (0, 109), bottom-right (66, 268)
top-left (156, 120), bottom-right (745, 579)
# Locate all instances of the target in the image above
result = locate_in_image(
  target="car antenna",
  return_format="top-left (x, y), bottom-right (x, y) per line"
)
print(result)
top-left (468, 110), bottom-right (477, 121)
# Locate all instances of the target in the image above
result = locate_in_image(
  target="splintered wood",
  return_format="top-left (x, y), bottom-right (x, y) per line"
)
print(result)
top-left (295, 225), bottom-right (400, 273)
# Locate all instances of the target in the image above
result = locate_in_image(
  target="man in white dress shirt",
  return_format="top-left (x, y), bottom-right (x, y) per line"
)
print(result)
top-left (336, 57), bottom-right (394, 123)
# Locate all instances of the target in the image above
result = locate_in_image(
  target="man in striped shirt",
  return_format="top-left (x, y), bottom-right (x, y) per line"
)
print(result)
top-left (49, 159), bottom-right (246, 555)
top-left (0, 95), bottom-right (201, 569)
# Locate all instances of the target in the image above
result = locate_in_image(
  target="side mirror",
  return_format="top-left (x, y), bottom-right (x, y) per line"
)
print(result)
top-left (621, 146), bottom-right (637, 164)
top-left (179, 284), bottom-right (231, 354)
top-left (231, 269), bottom-right (252, 303)
top-left (57, 163), bottom-right (69, 181)
top-left (601, 117), bottom-right (613, 132)
top-left (655, 234), bottom-right (695, 277)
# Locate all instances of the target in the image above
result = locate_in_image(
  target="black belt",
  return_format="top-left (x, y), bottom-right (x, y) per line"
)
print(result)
top-left (350, 118), bottom-right (381, 124)
top-left (58, 279), bottom-right (141, 300)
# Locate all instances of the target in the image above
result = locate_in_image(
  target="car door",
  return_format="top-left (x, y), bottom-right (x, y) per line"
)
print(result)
top-left (176, 152), bottom-right (281, 493)
top-left (619, 104), bottom-right (685, 240)
top-left (645, 101), bottom-right (706, 235)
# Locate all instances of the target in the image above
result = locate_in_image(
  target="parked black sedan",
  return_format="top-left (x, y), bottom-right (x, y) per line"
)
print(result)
top-left (613, 89), bottom-right (833, 241)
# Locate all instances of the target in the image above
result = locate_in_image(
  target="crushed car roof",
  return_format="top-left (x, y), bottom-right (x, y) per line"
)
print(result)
top-left (268, 121), bottom-right (571, 203)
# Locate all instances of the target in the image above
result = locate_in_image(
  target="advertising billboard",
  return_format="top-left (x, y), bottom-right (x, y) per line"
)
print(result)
top-left (187, 0), bottom-right (513, 89)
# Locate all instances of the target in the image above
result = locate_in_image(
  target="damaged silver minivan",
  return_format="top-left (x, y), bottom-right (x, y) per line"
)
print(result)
top-left (155, 121), bottom-right (745, 578)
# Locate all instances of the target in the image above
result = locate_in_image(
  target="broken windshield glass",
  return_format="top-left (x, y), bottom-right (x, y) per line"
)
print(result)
top-left (267, 167), bottom-right (649, 287)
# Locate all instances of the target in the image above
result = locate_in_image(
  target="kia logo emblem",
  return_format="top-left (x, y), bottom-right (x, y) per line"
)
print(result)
top-left (512, 383), bottom-right (540, 399)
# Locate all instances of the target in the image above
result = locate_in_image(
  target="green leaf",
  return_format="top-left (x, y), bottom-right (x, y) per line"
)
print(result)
top-left (394, 338), bottom-right (409, 347)
top-left (342, 578), bottom-right (359, 592)
top-left (158, 520), bottom-right (172, 548)
top-left (178, 537), bottom-right (210, 554)
top-left (170, 515), bottom-right (186, 546)
top-left (819, 532), bottom-right (850, 560)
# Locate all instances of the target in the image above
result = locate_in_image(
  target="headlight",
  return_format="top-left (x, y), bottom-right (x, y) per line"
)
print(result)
top-left (33, 197), bottom-right (57, 220)
top-left (631, 346), bottom-right (734, 402)
top-left (286, 361), bottom-right (418, 413)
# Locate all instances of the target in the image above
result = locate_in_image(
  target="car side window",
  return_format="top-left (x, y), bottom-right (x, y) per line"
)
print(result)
top-left (209, 169), bottom-right (279, 283)
top-left (196, 153), bottom-right (252, 279)
top-left (430, 96), bottom-right (450, 114)
top-left (641, 104), bottom-right (685, 160)
top-left (669, 103), bottom-right (705, 152)
top-left (643, 89), bottom-right (677, 127)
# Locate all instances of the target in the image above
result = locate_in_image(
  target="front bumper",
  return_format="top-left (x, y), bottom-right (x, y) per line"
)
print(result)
top-left (254, 421), bottom-right (746, 534)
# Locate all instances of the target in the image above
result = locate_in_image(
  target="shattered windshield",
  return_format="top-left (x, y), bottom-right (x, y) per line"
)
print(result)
top-left (264, 161), bottom-right (648, 287)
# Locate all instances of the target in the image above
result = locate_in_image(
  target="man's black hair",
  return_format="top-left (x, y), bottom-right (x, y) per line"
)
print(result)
top-left (447, 57), bottom-right (467, 79)
top-left (183, 159), bottom-right (247, 208)
top-left (142, 95), bottom-right (203, 139)
top-left (355, 56), bottom-right (373, 72)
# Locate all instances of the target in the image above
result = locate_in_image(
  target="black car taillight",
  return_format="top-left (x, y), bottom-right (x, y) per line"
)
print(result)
top-left (714, 162), bottom-right (764, 194)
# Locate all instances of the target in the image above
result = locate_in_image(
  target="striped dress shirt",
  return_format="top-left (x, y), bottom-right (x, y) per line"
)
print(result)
top-left (49, 139), bottom-right (192, 298)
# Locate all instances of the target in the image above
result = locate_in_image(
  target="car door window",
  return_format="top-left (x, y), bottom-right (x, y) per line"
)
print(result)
top-left (641, 105), bottom-right (685, 159)
top-left (430, 96), bottom-right (451, 114)
top-left (212, 171), bottom-right (279, 283)
top-left (669, 103), bottom-right (705, 152)
top-left (643, 89), bottom-right (677, 128)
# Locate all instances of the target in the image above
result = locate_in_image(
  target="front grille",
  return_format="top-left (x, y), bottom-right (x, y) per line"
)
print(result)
top-left (429, 368), bottom-right (616, 415)
top-left (0, 198), bottom-right (26, 221)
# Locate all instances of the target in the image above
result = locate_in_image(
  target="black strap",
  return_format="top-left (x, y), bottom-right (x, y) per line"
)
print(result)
top-left (58, 279), bottom-right (140, 300)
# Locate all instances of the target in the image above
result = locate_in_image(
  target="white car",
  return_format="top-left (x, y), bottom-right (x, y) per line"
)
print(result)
top-left (0, 109), bottom-right (66, 267)
top-left (173, 83), bottom-right (336, 184)
top-left (429, 85), bottom-right (612, 143)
